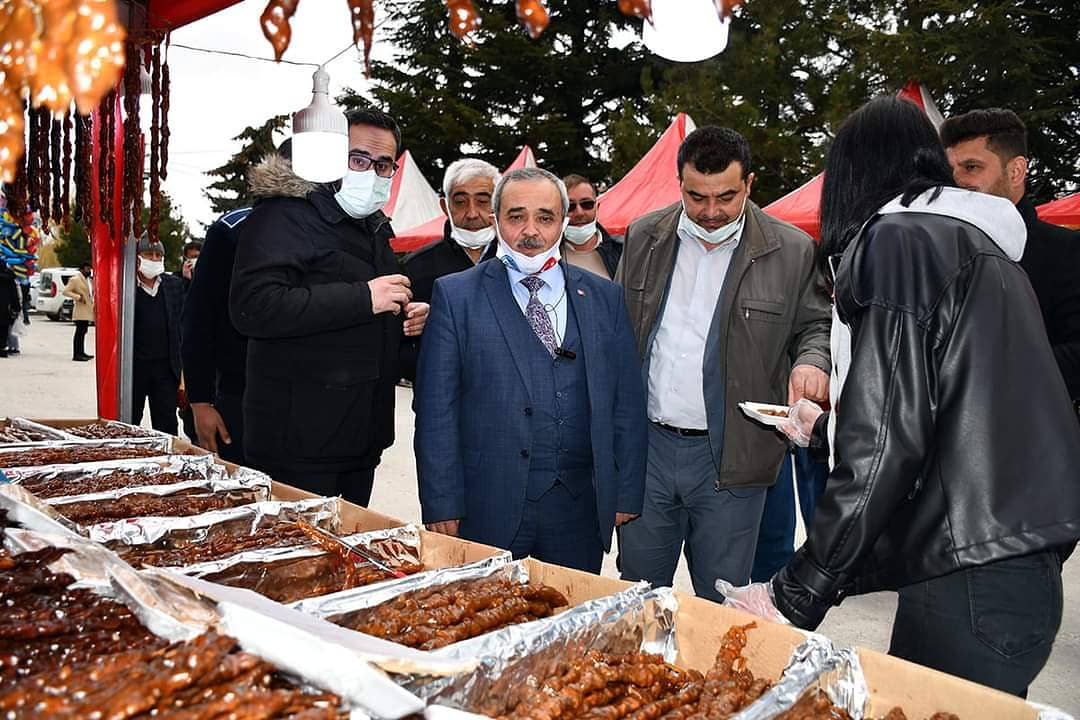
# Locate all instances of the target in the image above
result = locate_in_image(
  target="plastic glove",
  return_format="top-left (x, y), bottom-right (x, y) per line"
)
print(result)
top-left (777, 398), bottom-right (824, 447)
top-left (715, 578), bottom-right (791, 626)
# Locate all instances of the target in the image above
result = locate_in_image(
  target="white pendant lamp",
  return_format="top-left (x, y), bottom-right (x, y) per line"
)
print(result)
top-left (642, 0), bottom-right (730, 63)
top-left (292, 67), bottom-right (349, 183)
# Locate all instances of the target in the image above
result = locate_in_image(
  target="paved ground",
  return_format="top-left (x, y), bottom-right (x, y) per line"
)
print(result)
top-left (1, 317), bottom-right (1077, 714)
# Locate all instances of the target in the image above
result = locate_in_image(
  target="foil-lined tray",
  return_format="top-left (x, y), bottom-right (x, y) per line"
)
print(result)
top-left (88, 496), bottom-right (340, 548)
top-left (0, 434), bottom-right (173, 456)
top-left (0, 416), bottom-right (71, 443)
top-left (174, 524), bottom-right (424, 603)
top-left (57, 418), bottom-right (174, 441)
top-left (411, 584), bottom-right (675, 715)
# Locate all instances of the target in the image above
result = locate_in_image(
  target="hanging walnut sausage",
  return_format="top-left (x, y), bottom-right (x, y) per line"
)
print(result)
top-left (260, 0), bottom-right (300, 62)
top-left (446, 0), bottom-right (481, 41)
top-left (346, 0), bottom-right (375, 75)
top-left (515, 0), bottom-right (550, 39)
top-left (617, 0), bottom-right (653, 24)
top-left (68, 0), bottom-right (127, 114)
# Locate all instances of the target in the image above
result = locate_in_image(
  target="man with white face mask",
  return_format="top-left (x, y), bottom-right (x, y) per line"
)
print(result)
top-left (132, 234), bottom-right (186, 434)
top-left (400, 158), bottom-right (500, 382)
top-left (560, 175), bottom-right (623, 279)
top-left (415, 167), bottom-right (647, 573)
top-left (615, 126), bottom-right (831, 601)
top-left (231, 108), bottom-right (429, 507)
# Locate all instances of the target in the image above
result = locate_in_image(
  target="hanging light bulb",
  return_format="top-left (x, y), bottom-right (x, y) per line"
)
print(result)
top-left (291, 66), bottom-right (348, 182)
top-left (642, 0), bottom-right (729, 63)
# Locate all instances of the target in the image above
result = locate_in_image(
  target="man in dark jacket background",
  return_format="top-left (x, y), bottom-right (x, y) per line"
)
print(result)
top-left (942, 108), bottom-right (1080, 405)
top-left (230, 109), bottom-right (428, 506)
top-left (400, 158), bottom-right (500, 381)
top-left (560, 174), bottom-right (622, 279)
top-left (132, 234), bottom-right (185, 434)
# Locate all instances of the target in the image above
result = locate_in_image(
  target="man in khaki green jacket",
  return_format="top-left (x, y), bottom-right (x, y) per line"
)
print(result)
top-left (615, 126), bottom-right (830, 601)
top-left (62, 262), bottom-right (94, 361)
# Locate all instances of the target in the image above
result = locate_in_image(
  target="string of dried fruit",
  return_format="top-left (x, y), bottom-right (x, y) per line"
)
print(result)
top-left (260, 0), bottom-right (300, 62)
top-left (97, 91), bottom-right (112, 231)
top-left (346, 0), bottom-right (375, 75)
top-left (617, 0), bottom-right (652, 24)
top-left (159, 37), bottom-right (170, 181)
top-left (35, 107), bottom-right (51, 225)
top-left (25, 104), bottom-right (39, 213)
top-left (73, 112), bottom-right (90, 225)
top-left (121, 37), bottom-right (141, 242)
top-left (61, 112), bottom-right (72, 227)
top-left (515, 0), bottom-right (550, 39)
top-left (148, 42), bottom-right (161, 246)
top-left (445, 0), bottom-right (480, 40)
top-left (8, 134), bottom-right (28, 222)
top-left (50, 115), bottom-right (62, 223)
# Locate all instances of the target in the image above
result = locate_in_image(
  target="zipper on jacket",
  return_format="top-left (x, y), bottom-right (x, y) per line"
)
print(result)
top-left (716, 256), bottom-right (755, 492)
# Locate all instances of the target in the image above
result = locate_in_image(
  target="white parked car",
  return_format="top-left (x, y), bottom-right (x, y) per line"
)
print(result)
top-left (35, 267), bottom-right (79, 321)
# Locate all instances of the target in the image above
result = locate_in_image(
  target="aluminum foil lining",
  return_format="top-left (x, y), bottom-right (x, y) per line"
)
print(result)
top-left (0, 416), bottom-right (71, 442)
top-left (0, 483), bottom-right (82, 537)
top-left (411, 584), bottom-right (676, 716)
top-left (0, 434), bottom-right (172, 454)
top-left (291, 552), bottom-right (516, 617)
top-left (57, 418), bottom-right (174, 441)
top-left (46, 475), bottom-right (271, 507)
top-left (175, 523), bottom-right (422, 581)
top-left (1, 453), bottom-right (218, 485)
top-left (87, 496), bottom-right (340, 547)
top-left (2, 526), bottom-right (218, 641)
top-left (730, 633), bottom-right (869, 720)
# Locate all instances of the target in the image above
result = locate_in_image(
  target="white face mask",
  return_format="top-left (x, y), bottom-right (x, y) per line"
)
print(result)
top-left (563, 220), bottom-right (597, 246)
top-left (335, 169), bottom-right (392, 219)
top-left (138, 258), bottom-right (165, 279)
top-left (678, 196), bottom-right (747, 246)
top-left (449, 217), bottom-right (495, 250)
top-left (495, 218), bottom-right (568, 275)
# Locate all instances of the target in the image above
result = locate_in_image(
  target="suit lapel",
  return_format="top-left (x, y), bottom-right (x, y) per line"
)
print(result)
top-left (564, 263), bottom-right (600, 398)
top-left (482, 260), bottom-right (536, 401)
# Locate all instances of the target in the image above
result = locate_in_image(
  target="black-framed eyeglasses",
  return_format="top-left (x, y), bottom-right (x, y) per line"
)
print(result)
top-left (349, 152), bottom-right (399, 178)
top-left (567, 199), bottom-right (596, 212)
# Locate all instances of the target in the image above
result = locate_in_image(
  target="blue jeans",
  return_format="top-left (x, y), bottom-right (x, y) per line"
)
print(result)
top-left (751, 447), bottom-right (828, 582)
top-left (888, 551), bottom-right (1063, 697)
top-left (618, 423), bottom-right (767, 601)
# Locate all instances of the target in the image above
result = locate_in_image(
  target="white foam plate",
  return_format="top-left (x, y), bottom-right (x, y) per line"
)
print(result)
top-left (738, 402), bottom-right (790, 427)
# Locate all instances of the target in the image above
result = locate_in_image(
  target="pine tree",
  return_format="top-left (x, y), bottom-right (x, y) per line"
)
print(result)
top-left (203, 115), bottom-right (289, 215)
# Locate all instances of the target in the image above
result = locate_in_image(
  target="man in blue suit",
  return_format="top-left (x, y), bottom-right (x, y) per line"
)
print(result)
top-left (415, 167), bottom-right (648, 573)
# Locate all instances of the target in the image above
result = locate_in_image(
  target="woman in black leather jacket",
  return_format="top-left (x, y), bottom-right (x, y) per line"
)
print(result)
top-left (754, 97), bottom-right (1080, 696)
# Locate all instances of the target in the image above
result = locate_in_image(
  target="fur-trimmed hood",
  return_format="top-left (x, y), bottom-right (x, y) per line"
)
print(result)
top-left (247, 154), bottom-right (317, 200)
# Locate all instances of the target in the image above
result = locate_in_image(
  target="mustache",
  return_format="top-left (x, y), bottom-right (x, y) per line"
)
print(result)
top-left (517, 235), bottom-right (545, 250)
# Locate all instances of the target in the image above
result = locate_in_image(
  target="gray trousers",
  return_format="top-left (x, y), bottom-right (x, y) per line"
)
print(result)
top-left (617, 423), bottom-right (767, 602)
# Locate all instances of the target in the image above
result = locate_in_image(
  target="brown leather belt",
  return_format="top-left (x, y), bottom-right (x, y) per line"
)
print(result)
top-left (652, 421), bottom-right (708, 437)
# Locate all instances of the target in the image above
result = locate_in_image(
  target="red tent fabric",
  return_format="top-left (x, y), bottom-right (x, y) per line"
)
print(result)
top-left (763, 82), bottom-right (943, 240)
top-left (597, 114), bottom-right (695, 235)
top-left (383, 150), bottom-right (442, 233)
top-left (147, 1), bottom-right (243, 30)
top-left (1037, 193), bottom-right (1080, 229)
top-left (391, 146), bottom-right (538, 253)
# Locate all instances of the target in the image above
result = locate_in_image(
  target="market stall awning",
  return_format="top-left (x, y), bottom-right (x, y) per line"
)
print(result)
top-left (597, 113), bottom-right (696, 236)
top-left (146, 0), bottom-right (245, 30)
top-left (1037, 193), bottom-right (1080, 229)
top-left (505, 145), bottom-right (537, 171)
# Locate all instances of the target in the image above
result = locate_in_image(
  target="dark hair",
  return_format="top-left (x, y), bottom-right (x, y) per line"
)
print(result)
top-left (182, 241), bottom-right (202, 257)
top-left (562, 174), bottom-right (596, 194)
top-left (79, 261), bottom-right (92, 269)
top-left (345, 107), bottom-right (402, 153)
top-left (939, 108), bottom-right (1027, 161)
top-left (276, 137), bottom-right (292, 161)
top-left (819, 96), bottom-right (955, 277)
top-left (677, 126), bottom-right (751, 180)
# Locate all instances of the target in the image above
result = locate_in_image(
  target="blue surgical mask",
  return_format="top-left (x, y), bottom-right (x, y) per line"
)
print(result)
top-left (678, 196), bottom-right (747, 246)
top-left (334, 169), bottom-right (392, 219)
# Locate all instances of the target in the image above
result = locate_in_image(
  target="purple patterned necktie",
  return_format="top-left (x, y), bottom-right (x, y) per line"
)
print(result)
top-left (520, 275), bottom-right (557, 356)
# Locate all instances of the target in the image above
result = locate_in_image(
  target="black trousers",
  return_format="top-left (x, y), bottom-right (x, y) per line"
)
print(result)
top-left (73, 320), bottom-right (89, 358)
top-left (0, 317), bottom-right (11, 354)
top-left (131, 359), bottom-right (179, 435)
top-left (888, 550), bottom-right (1063, 697)
top-left (260, 464), bottom-right (376, 508)
top-left (213, 389), bottom-right (246, 466)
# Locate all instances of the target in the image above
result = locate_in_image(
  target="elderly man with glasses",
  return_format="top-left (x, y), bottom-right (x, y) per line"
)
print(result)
top-left (230, 108), bottom-right (429, 506)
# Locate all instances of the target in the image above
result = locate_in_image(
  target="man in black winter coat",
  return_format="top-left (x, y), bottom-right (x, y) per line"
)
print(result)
top-left (132, 235), bottom-right (186, 434)
top-left (230, 109), bottom-right (429, 507)
top-left (942, 108), bottom-right (1080, 404)
top-left (400, 158), bottom-right (500, 382)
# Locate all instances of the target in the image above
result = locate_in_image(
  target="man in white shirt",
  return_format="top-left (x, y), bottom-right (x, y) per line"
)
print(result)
top-left (615, 126), bottom-right (831, 600)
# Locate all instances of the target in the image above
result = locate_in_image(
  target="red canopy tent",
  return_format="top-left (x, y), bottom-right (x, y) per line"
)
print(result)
top-left (390, 146), bottom-right (539, 253)
top-left (382, 150), bottom-right (443, 234)
top-left (597, 113), bottom-right (696, 235)
top-left (762, 81), bottom-right (944, 240)
top-left (1037, 193), bottom-right (1080, 229)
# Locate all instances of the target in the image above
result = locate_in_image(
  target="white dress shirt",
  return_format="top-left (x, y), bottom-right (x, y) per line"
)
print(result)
top-left (647, 218), bottom-right (743, 428)
top-left (505, 261), bottom-right (569, 345)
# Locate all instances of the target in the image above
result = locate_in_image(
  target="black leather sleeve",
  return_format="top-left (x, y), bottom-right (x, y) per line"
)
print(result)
top-left (774, 303), bottom-right (935, 629)
top-left (808, 411), bottom-right (830, 464)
